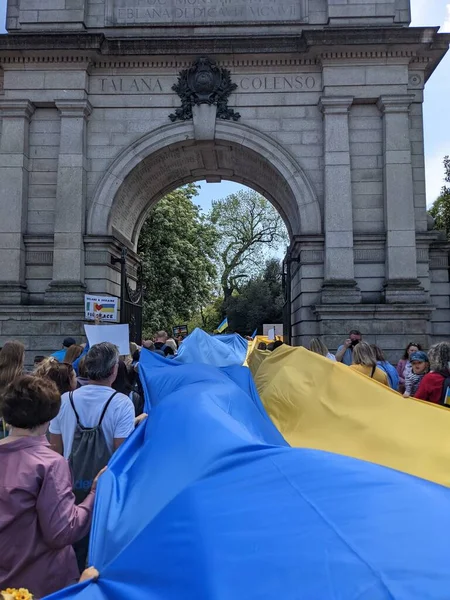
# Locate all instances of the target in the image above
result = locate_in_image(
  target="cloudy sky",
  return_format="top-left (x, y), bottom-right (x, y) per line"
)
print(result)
top-left (0, 0), bottom-right (448, 210)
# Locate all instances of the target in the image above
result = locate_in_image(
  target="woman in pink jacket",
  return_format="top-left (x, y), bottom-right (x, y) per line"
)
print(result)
top-left (0, 375), bottom-right (105, 599)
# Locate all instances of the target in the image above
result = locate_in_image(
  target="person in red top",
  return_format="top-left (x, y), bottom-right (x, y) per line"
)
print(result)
top-left (415, 342), bottom-right (450, 405)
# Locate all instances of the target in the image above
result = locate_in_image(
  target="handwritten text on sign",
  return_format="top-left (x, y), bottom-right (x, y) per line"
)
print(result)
top-left (85, 294), bottom-right (119, 322)
top-left (106, 0), bottom-right (306, 25)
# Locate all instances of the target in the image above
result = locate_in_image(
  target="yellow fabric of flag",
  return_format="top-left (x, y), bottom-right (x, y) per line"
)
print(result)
top-left (252, 344), bottom-right (450, 487)
top-left (247, 336), bottom-right (272, 373)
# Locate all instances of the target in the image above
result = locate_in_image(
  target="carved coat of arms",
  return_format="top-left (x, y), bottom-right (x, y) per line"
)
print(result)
top-left (169, 57), bottom-right (240, 122)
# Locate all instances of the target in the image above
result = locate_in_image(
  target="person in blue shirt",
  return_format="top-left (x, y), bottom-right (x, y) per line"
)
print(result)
top-left (335, 330), bottom-right (362, 366)
top-left (371, 344), bottom-right (400, 391)
top-left (51, 337), bottom-right (76, 362)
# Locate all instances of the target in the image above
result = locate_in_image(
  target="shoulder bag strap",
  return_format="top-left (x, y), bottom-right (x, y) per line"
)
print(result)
top-left (98, 391), bottom-right (119, 427)
top-left (68, 391), bottom-right (81, 425)
top-left (440, 376), bottom-right (450, 405)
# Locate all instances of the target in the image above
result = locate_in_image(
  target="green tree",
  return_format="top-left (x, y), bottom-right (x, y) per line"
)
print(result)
top-left (224, 258), bottom-right (285, 335)
top-left (429, 156), bottom-right (450, 237)
top-left (138, 184), bottom-right (218, 334)
top-left (209, 190), bottom-right (288, 299)
top-left (188, 296), bottom-right (223, 334)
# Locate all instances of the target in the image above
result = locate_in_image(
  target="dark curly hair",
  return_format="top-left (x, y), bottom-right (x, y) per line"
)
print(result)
top-left (0, 375), bottom-right (61, 429)
top-left (402, 342), bottom-right (422, 360)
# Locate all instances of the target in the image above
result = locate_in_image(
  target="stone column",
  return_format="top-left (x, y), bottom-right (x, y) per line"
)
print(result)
top-left (0, 100), bottom-right (35, 304)
top-left (319, 96), bottom-right (360, 304)
top-left (377, 95), bottom-right (425, 303)
top-left (45, 100), bottom-right (92, 304)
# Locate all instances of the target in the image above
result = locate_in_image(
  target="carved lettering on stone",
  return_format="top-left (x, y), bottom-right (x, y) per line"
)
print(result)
top-left (235, 74), bottom-right (319, 92)
top-left (89, 73), bottom-right (320, 95)
top-left (106, 0), bottom-right (307, 26)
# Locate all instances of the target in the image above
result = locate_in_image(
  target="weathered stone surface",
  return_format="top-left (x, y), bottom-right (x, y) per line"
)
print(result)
top-left (107, 0), bottom-right (307, 26)
top-left (8, 0), bottom-right (412, 30)
top-left (0, 0), bottom-right (448, 354)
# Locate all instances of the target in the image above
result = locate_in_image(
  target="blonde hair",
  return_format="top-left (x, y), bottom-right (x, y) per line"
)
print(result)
top-left (33, 356), bottom-right (59, 378)
top-left (129, 342), bottom-right (139, 355)
top-left (0, 341), bottom-right (25, 392)
top-left (309, 338), bottom-right (329, 357)
top-left (165, 339), bottom-right (178, 354)
top-left (352, 342), bottom-right (377, 367)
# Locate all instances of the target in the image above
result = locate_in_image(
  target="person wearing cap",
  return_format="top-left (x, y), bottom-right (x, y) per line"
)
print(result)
top-left (51, 337), bottom-right (76, 362)
top-left (416, 342), bottom-right (450, 404)
top-left (403, 351), bottom-right (429, 398)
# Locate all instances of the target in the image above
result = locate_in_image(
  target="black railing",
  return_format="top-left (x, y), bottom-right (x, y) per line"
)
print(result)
top-left (112, 248), bottom-right (143, 344)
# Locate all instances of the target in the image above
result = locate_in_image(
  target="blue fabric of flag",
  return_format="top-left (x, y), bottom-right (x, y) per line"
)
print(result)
top-left (175, 328), bottom-right (248, 367)
top-left (45, 343), bottom-right (450, 600)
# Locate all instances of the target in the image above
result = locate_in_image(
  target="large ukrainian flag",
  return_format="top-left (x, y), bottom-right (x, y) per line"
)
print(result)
top-left (48, 346), bottom-right (450, 600)
top-left (252, 344), bottom-right (450, 487)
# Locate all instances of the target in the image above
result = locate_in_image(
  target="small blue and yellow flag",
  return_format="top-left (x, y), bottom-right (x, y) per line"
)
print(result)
top-left (251, 329), bottom-right (258, 339)
top-left (217, 318), bottom-right (228, 333)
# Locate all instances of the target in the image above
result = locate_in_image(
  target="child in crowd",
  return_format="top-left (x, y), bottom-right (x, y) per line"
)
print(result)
top-left (403, 351), bottom-right (429, 398)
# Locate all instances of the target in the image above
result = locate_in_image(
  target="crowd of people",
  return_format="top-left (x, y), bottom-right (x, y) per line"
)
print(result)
top-left (308, 330), bottom-right (450, 403)
top-left (0, 327), bottom-right (450, 599)
top-left (0, 331), bottom-right (182, 599)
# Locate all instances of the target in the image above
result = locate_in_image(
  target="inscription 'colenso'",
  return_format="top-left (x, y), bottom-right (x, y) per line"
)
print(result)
top-left (90, 74), bottom-right (320, 94)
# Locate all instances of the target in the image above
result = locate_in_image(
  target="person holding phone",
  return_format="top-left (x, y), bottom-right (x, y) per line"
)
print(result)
top-left (335, 330), bottom-right (363, 365)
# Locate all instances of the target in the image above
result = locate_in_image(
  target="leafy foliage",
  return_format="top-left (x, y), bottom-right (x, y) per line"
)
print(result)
top-left (224, 259), bottom-right (285, 336)
top-left (428, 156), bottom-right (450, 238)
top-left (209, 190), bottom-right (289, 299)
top-left (188, 296), bottom-right (223, 334)
top-left (138, 184), bottom-right (218, 335)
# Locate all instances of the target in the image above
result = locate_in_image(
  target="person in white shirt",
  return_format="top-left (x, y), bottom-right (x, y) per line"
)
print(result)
top-left (49, 342), bottom-right (136, 459)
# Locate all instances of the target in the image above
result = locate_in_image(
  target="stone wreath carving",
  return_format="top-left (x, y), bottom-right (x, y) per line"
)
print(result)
top-left (169, 57), bottom-right (241, 123)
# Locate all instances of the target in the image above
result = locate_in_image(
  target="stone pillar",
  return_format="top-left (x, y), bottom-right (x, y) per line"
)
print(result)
top-left (45, 100), bottom-right (92, 304)
top-left (319, 96), bottom-right (361, 304)
top-left (0, 100), bottom-right (35, 304)
top-left (377, 95), bottom-right (425, 303)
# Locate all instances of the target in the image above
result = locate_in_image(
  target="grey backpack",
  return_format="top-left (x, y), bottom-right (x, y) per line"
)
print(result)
top-left (68, 390), bottom-right (118, 504)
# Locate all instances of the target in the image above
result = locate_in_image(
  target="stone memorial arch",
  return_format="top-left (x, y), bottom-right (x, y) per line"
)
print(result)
top-left (0, 0), bottom-right (448, 360)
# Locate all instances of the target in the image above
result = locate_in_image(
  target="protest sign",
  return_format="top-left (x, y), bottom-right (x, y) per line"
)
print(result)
top-left (173, 325), bottom-right (188, 338)
top-left (85, 294), bottom-right (118, 322)
top-left (84, 324), bottom-right (130, 356)
top-left (263, 324), bottom-right (283, 339)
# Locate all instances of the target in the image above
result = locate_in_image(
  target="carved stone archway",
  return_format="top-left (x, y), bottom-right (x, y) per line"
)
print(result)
top-left (0, 0), bottom-right (448, 361)
top-left (87, 120), bottom-right (322, 250)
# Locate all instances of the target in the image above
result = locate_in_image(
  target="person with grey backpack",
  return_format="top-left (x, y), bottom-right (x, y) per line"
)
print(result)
top-left (49, 342), bottom-right (136, 572)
